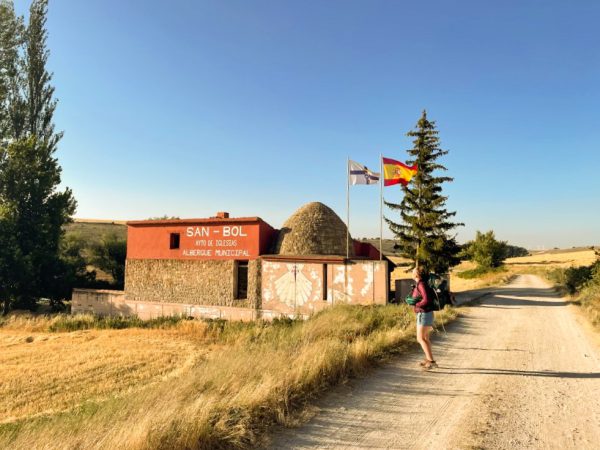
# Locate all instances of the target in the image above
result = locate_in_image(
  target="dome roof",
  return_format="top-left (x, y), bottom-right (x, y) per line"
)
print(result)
top-left (274, 202), bottom-right (354, 256)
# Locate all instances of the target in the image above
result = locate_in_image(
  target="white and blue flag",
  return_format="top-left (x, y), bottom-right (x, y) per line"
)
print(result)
top-left (349, 160), bottom-right (380, 185)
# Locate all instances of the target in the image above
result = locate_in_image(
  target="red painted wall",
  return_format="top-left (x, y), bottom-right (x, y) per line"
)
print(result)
top-left (353, 241), bottom-right (382, 259)
top-left (127, 218), bottom-right (275, 260)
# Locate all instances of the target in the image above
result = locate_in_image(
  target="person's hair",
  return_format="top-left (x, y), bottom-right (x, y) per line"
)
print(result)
top-left (413, 266), bottom-right (428, 280)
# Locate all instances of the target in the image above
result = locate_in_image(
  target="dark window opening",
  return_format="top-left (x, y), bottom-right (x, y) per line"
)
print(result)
top-left (236, 261), bottom-right (248, 299)
top-left (170, 233), bottom-right (180, 249)
top-left (323, 264), bottom-right (328, 300)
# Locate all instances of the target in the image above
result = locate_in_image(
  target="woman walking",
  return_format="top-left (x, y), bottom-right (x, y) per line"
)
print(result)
top-left (411, 267), bottom-right (437, 370)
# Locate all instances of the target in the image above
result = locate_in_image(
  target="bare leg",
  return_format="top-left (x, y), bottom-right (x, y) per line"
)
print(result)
top-left (417, 325), bottom-right (434, 361)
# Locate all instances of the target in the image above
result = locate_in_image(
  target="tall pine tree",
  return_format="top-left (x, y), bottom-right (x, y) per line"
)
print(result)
top-left (385, 111), bottom-right (461, 273)
top-left (0, 0), bottom-right (76, 311)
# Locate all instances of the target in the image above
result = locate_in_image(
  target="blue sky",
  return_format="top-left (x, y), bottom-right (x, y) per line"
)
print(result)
top-left (14, 0), bottom-right (600, 248)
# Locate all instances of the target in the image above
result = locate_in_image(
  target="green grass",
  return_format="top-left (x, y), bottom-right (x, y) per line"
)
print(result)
top-left (47, 314), bottom-right (191, 332)
top-left (456, 265), bottom-right (507, 279)
top-left (0, 313), bottom-right (191, 332)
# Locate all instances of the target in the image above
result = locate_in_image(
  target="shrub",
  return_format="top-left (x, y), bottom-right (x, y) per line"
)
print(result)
top-left (548, 266), bottom-right (593, 295)
top-left (461, 230), bottom-right (508, 269)
top-left (91, 233), bottom-right (127, 288)
top-left (505, 245), bottom-right (529, 258)
top-left (456, 265), bottom-right (507, 279)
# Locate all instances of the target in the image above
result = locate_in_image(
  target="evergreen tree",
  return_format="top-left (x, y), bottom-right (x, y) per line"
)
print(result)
top-left (385, 111), bottom-right (462, 273)
top-left (0, 0), bottom-right (76, 312)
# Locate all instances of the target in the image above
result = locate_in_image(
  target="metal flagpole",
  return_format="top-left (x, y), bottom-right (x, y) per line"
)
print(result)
top-left (346, 157), bottom-right (350, 259)
top-left (416, 167), bottom-right (422, 269)
top-left (379, 154), bottom-right (383, 261)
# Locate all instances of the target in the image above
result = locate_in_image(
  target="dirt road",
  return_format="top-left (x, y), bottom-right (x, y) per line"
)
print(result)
top-left (266, 275), bottom-right (600, 449)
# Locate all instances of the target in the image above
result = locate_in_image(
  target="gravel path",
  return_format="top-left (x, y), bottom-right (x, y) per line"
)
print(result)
top-left (265, 275), bottom-right (600, 449)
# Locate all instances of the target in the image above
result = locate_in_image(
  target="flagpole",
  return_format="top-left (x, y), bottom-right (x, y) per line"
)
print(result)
top-left (379, 153), bottom-right (383, 261)
top-left (346, 157), bottom-right (350, 259)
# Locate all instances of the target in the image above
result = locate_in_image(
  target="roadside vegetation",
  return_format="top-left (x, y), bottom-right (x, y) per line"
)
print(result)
top-left (0, 312), bottom-right (187, 332)
top-left (0, 304), bottom-right (457, 449)
top-left (453, 244), bottom-right (600, 330)
top-left (544, 249), bottom-right (600, 329)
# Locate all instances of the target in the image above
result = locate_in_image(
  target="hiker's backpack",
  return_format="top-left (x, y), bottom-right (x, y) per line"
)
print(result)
top-left (427, 273), bottom-right (452, 310)
top-left (404, 273), bottom-right (453, 310)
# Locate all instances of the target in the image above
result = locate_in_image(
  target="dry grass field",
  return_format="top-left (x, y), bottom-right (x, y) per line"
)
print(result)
top-left (0, 320), bottom-right (200, 424)
top-left (2, 248), bottom-right (595, 449)
top-left (0, 305), bottom-right (457, 449)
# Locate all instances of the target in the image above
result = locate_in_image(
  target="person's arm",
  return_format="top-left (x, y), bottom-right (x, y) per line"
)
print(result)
top-left (415, 282), bottom-right (430, 310)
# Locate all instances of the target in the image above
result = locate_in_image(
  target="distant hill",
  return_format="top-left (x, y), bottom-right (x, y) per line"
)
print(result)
top-left (529, 246), bottom-right (598, 255)
top-left (65, 220), bottom-right (127, 245)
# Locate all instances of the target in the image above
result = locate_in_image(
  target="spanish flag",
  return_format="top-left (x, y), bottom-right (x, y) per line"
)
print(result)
top-left (382, 157), bottom-right (417, 186)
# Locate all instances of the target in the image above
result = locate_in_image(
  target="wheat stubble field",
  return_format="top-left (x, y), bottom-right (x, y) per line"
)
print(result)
top-left (0, 322), bottom-right (200, 423)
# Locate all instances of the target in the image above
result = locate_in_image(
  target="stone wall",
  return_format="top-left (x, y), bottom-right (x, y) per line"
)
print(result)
top-left (125, 259), bottom-right (260, 308)
top-left (248, 258), bottom-right (262, 309)
top-left (71, 289), bottom-right (126, 315)
top-left (72, 289), bottom-right (258, 320)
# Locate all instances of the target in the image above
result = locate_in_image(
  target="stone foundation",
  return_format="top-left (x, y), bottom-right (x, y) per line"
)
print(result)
top-left (71, 288), bottom-right (303, 321)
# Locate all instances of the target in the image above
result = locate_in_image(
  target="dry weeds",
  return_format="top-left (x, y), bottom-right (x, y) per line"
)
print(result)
top-left (0, 305), bottom-right (457, 449)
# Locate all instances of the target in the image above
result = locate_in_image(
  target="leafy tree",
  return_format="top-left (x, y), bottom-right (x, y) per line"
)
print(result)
top-left (505, 244), bottom-right (529, 258)
top-left (24, 0), bottom-right (60, 146)
top-left (49, 233), bottom-right (96, 304)
top-left (0, 204), bottom-right (23, 314)
top-left (92, 233), bottom-right (127, 288)
top-left (147, 215), bottom-right (180, 220)
top-left (0, 0), bottom-right (26, 141)
top-left (384, 111), bottom-right (462, 273)
top-left (461, 230), bottom-right (508, 269)
top-left (0, 137), bottom-right (76, 309)
top-left (0, 0), bottom-right (76, 312)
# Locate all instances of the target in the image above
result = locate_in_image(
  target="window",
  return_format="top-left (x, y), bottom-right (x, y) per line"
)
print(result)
top-left (323, 264), bottom-right (328, 300)
top-left (169, 233), bottom-right (180, 249)
top-left (236, 261), bottom-right (248, 299)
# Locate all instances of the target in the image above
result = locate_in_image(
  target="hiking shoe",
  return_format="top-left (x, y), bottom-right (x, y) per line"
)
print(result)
top-left (421, 360), bottom-right (438, 371)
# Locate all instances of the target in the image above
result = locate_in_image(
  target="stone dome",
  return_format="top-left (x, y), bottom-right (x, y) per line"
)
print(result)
top-left (274, 202), bottom-right (354, 256)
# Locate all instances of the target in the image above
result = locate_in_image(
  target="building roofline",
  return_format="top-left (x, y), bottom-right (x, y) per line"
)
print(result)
top-left (260, 254), bottom-right (385, 263)
top-left (126, 217), bottom-right (271, 227)
top-left (261, 254), bottom-right (346, 263)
